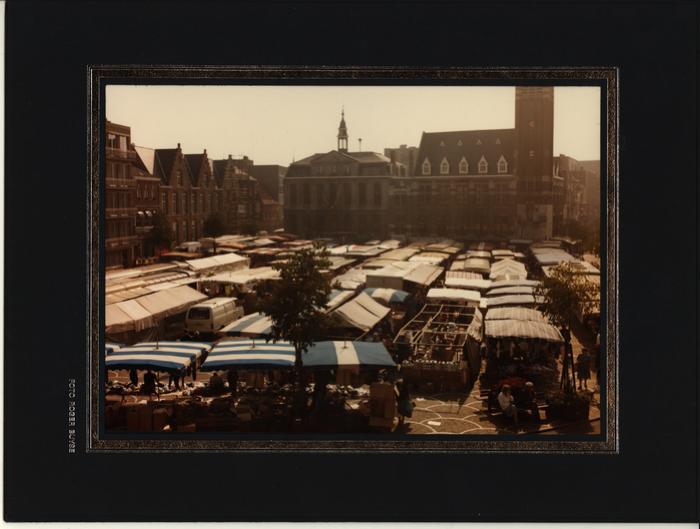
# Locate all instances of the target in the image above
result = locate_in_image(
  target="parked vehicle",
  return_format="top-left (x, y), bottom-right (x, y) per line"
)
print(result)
top-left (185, 297), bottom-right (242, 334)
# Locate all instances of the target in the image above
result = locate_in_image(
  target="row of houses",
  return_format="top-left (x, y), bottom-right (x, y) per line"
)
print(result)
top-left (105, 121), bottom-right (285, 269)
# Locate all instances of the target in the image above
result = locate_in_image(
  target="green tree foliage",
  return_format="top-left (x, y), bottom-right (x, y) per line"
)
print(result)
top-left (535, 262), bottom-right (598, 329)
top-left (259, 244), bottom-right (332, 365)
top-left (147, 211), bottom-right (173, 252)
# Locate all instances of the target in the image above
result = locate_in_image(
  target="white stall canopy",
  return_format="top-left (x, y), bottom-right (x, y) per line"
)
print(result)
top-left (331, 292), bottom-right (390, 332)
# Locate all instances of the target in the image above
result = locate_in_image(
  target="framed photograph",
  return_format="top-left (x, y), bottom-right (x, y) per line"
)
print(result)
top-left (4, 0), bottom-right (697, 523)
top-left (89, 67), bottom-right (617, 454)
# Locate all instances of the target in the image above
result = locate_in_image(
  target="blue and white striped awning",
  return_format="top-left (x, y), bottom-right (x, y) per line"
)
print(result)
top-left (105, 341), bottom-right (211, 372)
top-left (105, 342), bottom-right (122, 354)
top-left (201, 339), bottom-right (295, 370)
top-left (302, 341), bottom-right (396, 369)
top-left (220, 312), bottom-right (273, 337)
top-left (363, 287), bottom-right (410, 305)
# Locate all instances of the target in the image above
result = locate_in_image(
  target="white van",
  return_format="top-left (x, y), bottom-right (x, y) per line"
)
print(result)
top-left (185, 297), bottom-right (242, 334)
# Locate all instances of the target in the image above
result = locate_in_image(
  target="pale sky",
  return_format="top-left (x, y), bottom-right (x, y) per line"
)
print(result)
top-left (106, 85), bottom-right (601, 166)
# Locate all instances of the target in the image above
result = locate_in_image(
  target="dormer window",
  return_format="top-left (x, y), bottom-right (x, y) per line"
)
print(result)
top-left (476, 139), bottom-right (482, 146)
top-left (459, 157), bottom-right (469, 174)
top-left (495, 138), bottom-right (501, 145)
top-left (440, 140), bottom-right (445, 147)
top-left (457, 139), bottom-right (463, 146)
top-left (478, 155), bottom-right (488, 174)
top-left (440, 157), bottom-right (449, 175)
top-left (498, 155), bottom-right (509, 174)
top-left (422, 158), bottom-right (431, 175)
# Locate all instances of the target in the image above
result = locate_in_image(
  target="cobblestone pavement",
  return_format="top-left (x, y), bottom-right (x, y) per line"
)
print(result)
top-left (400, 325), bottom-right (602, 436)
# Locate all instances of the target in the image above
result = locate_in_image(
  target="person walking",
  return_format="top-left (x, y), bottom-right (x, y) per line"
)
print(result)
top-left (577, 349), bottom-right (592, 390)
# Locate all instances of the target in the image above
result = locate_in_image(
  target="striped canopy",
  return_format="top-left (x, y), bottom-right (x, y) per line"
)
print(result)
top-left (105, 342), bottom-right (122, 354)
top-left (363, 287), bottom-right (410, 305)
top-left (105, 341), bottom-right (211, 372)
top-left (201, 339), bottom-right (296, 370)
top-left (485, 319), bottom-right (563, 342)
top-left (220, 312), bottom-right (273, 337)
top-left (302, 341), bottom-right (396, 369)
top-left (200, 340), bottom-right (396, 371)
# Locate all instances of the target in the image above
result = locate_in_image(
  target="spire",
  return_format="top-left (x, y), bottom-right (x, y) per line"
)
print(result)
top-left (337, 107), bottom-right (348, 153)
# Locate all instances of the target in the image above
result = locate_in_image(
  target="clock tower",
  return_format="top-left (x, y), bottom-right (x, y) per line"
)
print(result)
top-left (513, 86), bottom-right (555, 240)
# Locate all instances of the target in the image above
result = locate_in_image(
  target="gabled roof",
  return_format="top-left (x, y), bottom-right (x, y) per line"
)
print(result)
top-left (414, 128), bottom-right (515, 176)
top-left (153, 148), bottom-right (179, 183)
top-left (184, 153), bottom-right (207, 187)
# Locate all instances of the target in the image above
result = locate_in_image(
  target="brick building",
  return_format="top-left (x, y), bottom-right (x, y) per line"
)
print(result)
top-left (105, 121), bottom-right (139, 268)
top-left (285, 88), bottom-right (598, 242)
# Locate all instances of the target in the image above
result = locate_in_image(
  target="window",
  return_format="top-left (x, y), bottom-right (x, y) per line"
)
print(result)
top-left (343, 183), bottom-right (351, 206)
top-left (422, 158), bottom-right (431, 175)
top-left (457, 139), bottom-right (463, 146)
top-left (181, 193), bottom-right (186, 214)
top-left (459, 157), bottom-right (469, 174)
top-left (495, 138), bottom-right (502, 145)
top-left (191, 193), bottom-right (196, 214)
top-left (439, 140), bottom-right (445, 147)
top-left (358, 182), bottom-right (367, 207)
top-left (161, 192), bottom-right (168, 213)
top-left (289, 183), bottom-right (298, 207)
top-left (440, 157), bottom-right (449, 175)
top-left (476, 139), bottom-right (482, 145)
top-left (302, 183), bottom-right (310, 206)
top-left (497, 155), bottom-right (509, 174)
top-left (478, 156), bottom-right (488, 174)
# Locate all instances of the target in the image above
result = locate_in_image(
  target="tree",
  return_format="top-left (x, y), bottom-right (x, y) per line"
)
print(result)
top-left (147, 212), bottom-right (173, 254)
top-left (258, 244), bottom-right (331, 414)
top-left (203, 213), bottom-right (226, 254)
top-left (536, 262), bottom-right (599, 392)
top-left (535, 262), bottom-right (598, 329)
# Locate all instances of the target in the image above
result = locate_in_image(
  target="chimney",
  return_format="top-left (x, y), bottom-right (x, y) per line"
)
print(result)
top-left (228, 154), bottom-right (232, 159)
top-left (358, 138), bottom-right (362, 151)
top-left (177, 142), bottom-right (181, 149)
top-left (203, 148), bottom-right (207, 155)
top-left (389, 149), bottom-right (396, 164)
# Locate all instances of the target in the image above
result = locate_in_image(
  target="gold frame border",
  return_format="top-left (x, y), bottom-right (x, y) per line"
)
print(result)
top-left (87, 66), bottom-right (619, 454)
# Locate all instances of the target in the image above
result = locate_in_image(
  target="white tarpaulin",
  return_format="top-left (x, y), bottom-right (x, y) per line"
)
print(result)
top-left (484, 294), bottom-right (543, 308)
top-left (427, 288), bottom-right (481, 304)
top-left (202, 267), bottom-right (280, 286)
top-left (489, 259), bottom-right (527, 279)
top-left (485, 307), bottom-right (548, 323)
top-left (485, 319), bottom-right (563, 342)
top-left (184, 253), bottom-right (249, 272)
top-left (451, 258), bottom-right (491, 275)
top-left (487, 286), bottom-right (536, 297)
top-left (332, 267), bottom-right (367, 290)
top-left (445, 271), bottom-right (492, 291)
top-left (136, 285), bottom-right (207, 321)
top-left (106, 299), bottom-right (155, 333)
top-left (332, 292), bottom-right (390, 332)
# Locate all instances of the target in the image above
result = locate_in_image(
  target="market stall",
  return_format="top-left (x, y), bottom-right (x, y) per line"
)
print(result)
top-left (329, 292), bottom-right (391, 337)
top-left (105, 341), bottom-right (211, 378)
top-left (220, 312), bottom-right (273, 338)
top-left (394, 302), bottom-right (483, 391)
top-left (201, 339), bottom-right (296, 370)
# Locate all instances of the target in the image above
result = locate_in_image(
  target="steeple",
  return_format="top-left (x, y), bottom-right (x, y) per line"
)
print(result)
top-left (337, 107), bottom-right (348, 153)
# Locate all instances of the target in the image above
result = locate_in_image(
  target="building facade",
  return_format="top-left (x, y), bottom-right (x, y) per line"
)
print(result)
top-left (285, 88), bottom-right (597, 241)
top-left (105, 121), bottom-right (139, 268)
top-left (284, 111), bottom-right (404, 239)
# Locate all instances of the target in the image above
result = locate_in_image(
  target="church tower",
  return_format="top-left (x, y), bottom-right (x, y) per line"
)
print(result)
top-left (337, 108), bottom-right (348, 153)
top-left (513, 86), bottom-right (555, 240)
